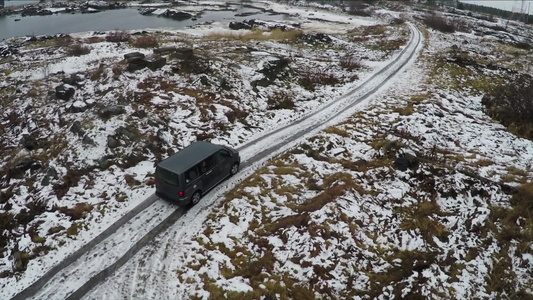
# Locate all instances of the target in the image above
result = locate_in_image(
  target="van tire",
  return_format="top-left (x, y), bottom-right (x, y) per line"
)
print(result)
top-left (191, 191), bottom-right (201, 206)
top-left (230, 163), bottom-right (239, 176)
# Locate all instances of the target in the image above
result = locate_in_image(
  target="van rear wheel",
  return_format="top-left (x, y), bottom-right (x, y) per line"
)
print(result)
top-left (230, 163), bottom-right (239, 176)
top-left (191, 191), bottom-right (201, 206)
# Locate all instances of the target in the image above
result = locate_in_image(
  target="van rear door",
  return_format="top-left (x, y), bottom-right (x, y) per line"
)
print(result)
top-left (155, 167), bottom-right (180, 201)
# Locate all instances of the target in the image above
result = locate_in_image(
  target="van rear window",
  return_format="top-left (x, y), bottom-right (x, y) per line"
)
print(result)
top-left (156, 167), bottom-right (179, 186)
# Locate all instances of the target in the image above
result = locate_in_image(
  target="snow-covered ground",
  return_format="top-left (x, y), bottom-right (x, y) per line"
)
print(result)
top-left (1, 0), bottom-right (532, 299)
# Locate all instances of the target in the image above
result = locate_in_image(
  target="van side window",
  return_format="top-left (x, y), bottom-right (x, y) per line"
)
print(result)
top-left (200, 156), bottom-right (217, 174)
top-left (185, 166), bottom-right (199, 183)
top-left (215, 150), bottom-right (231, 163)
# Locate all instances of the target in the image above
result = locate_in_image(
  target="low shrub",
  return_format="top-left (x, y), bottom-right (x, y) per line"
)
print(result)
top-left (267, 91), bottom-right (295, 110)
top-left (130, 35), bottom-right (159, 48)
top-left (423, 14), bottom-right (455, 33)
top-left (340, 54), bottom-right (362, 70)
top-left (299, 67), bottom-right (340, 91)
top-left (67, 44), bottom-right (90, 56)
top-left (481, 74), bottom-right (533, 140)
top-left (105, 30), bottom-right (130, 43)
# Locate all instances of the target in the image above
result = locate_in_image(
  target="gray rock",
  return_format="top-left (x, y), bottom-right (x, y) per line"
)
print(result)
top-left (68, 100), bottom-right (88, 113)
top-left (116, 126), bottom-right (140, 144)
top-left (147, 57), bottom-right (167, 71)
top-left (124, 52), bottom-right (145, 61)
top-left (99, 105), bottom-right (126, 119)
top-left (96, 156), bottom-right (114, 170)
top-left (127, 59), bottom-right (147, 72)
top-left (62, 73), bottom-right (84, 87)
top-left (153, 46), bottom-right (177, 55)
top-left (55, 84), bottom-right (76, 101)
top-left (20, 134), bottom-right (39, 151)
top-left (9, 157), bottom-right (38, 179)
top-left (12, 251), bottom-right (25, 272)
top-left (41, 167), bottom-right (58, 186)
top-left (121, 152), bottom-right (146, 168)
top-left (107, 136), bottom-right (120, 149)
top-left (70, 121), bottom-right (85, 137)
top-left (172, 47), bottom-right (194, 60)
top-left (82, 135), bottom-right (96, 146)
top-left (394, 153), bottom-right (419, 171)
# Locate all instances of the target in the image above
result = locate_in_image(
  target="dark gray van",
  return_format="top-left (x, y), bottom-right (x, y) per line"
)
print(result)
top-left (155, 141), bottom-right (240, 206)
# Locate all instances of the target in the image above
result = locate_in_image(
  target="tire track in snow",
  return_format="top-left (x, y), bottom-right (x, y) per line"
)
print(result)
top-left (13, 23), bottom-right (422, 300)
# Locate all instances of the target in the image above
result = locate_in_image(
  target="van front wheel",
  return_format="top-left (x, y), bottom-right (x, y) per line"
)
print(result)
top-left (230, 163), bottom-right (239, 176)
top-left (191, 191), bottom-right (201, 206)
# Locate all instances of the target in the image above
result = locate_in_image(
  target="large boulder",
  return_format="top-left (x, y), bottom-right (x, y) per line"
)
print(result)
top-left (127, 59), bottom-right (147, 72)
top-left (107, 136), bottom-right (121, 149)
top-left (124, 52), bottom-right (145, 62)
top-left (55, 84), bottom-right (76, 100)
top-left (147, 57), bottom-right (166, 71)
top-left (172, 48), bottom-right (194, 60)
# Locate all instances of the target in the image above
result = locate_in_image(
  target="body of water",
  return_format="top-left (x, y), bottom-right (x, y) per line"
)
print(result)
top-left (3, 0), bottom-right (39, 7)
top-left (0, 5), bottom-right (295, 41)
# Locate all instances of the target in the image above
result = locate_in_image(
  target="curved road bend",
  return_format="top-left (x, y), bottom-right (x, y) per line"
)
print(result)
top-left (12, 24), bottom-right (422, 300)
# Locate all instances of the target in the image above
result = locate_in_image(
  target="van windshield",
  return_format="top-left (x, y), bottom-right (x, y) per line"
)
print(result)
top-left (156, 167), bottom-right (179, 186)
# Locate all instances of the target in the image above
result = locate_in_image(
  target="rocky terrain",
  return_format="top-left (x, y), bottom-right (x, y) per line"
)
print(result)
top-left (1, 0), bottom-right (532, 299)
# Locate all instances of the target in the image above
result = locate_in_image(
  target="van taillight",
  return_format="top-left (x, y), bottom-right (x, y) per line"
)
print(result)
top-left (154, 180), bottom-right (157, 185)
top-left (179, 191), bottom-right (185, 197)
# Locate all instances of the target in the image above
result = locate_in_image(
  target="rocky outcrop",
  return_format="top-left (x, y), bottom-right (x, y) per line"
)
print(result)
top-left (160, 10), bottom-right (193, 20)
top-left (124, 52), bottom-right (166, 72)
top-left (229, 19), bottom-right (300, 31)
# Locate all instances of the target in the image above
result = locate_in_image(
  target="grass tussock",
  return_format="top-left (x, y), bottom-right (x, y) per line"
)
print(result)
top-left (349, 25), bottom-right (387, 37)
top-left (67, 44), bottom-right (90, 56)
top-left (54, 203), bottom-right (93, 221)
top-left (393, 102), bottom-right (415, 116)
top-left (367, 250), bottom-right (438, 299)
top-left (324, 126), bottom-right (350, 137)
top-left (369, 39), bottom-right (407, 52)
top-left (398, 200), bottom-right (449, 245)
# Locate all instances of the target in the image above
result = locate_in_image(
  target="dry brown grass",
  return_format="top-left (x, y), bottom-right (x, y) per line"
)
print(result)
top-left (205, 28), bottom-right (302, 41)
top-left (67, 44), bottom-right (90, 56)
top-left (54, 203), bottom-right (93, 221)
top-left (130, 36), bottom-right (159, 48)
top-left (324, 126), bottom-right (350, 137)
top-left (398, 200), bottom-right (449, 246)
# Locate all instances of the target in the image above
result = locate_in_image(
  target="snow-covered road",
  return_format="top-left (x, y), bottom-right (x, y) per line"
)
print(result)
top-left (13, 23), bottom-right (423, 300)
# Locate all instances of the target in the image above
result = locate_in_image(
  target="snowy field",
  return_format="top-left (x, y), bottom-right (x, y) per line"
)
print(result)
top-left (1, 0), bottom-right (532, 299)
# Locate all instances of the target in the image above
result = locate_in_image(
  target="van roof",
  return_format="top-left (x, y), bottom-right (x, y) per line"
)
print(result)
top-left (157, 141), bottom-right (224, 173)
